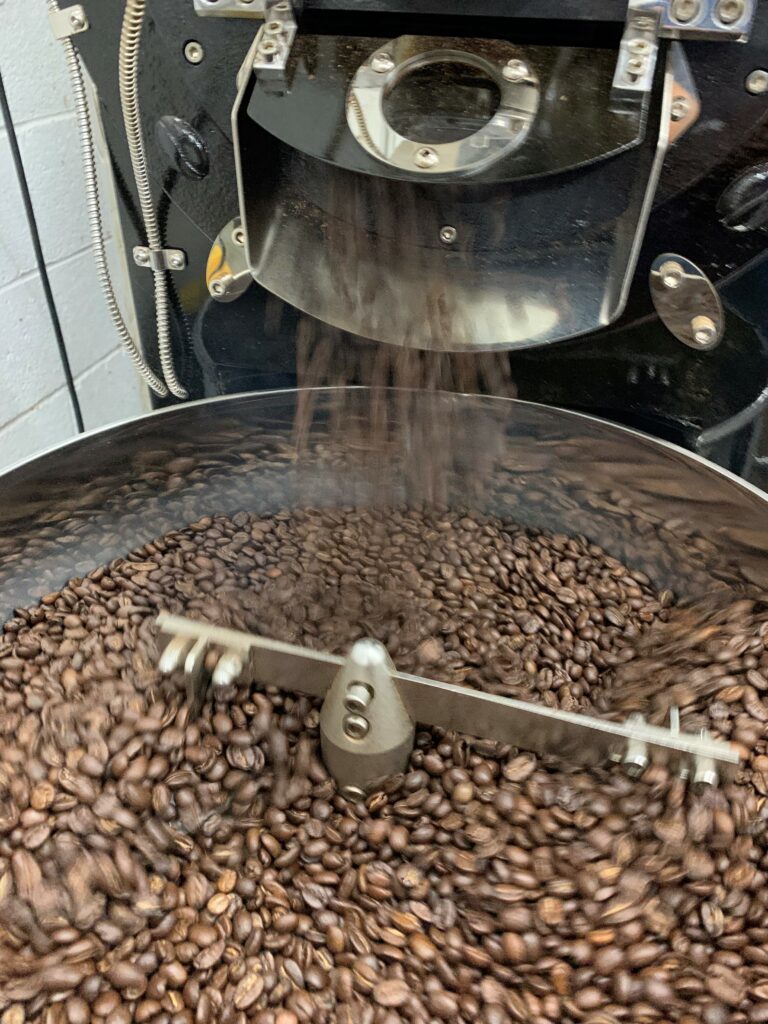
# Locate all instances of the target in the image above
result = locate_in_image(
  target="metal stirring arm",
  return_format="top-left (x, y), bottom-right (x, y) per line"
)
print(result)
top-left (156, 613), bottom-right (739, 797)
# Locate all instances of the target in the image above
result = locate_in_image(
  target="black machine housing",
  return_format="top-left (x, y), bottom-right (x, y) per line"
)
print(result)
top-left (74, 0), bottom-right (768, 481)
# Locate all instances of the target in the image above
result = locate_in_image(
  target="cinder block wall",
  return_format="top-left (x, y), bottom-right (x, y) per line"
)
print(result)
top-left (0, 0), bottom-right (149, 470)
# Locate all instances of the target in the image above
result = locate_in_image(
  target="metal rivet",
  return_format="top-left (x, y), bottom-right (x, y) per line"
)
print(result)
top-left (232, 226), bottom-right (245, 246)
top-left (414, 147), bottom-right (439, 169)
top-left (715, 0), bottom-right (745, 23)
top-left (265, 20), bottom-right (283, 34)
top-left (211, 280), bottom-right (225, 296)
top-left (344, 682), bottom-right (374, 714)
top-left (169, 253), bottom-right (185, 270)
top-left (134, 248), bottom-right (150, 267)
top-left (371, 52), bottom-right (395, 73)
top-left (670, 0), bottom-right (701, 22)
top-left (343, 713), bottom-right (370, 740)
top-left (184, 41), bottom-right (205, 65)
top-left (691, 314), bottom-right (717, 345)
top-left (70, 11), bottom-right (86, 29)
top-left (659, 260), bottom-right (684, 289)
top-left (439, 226), bottom-right (458, 245)
top-left (259, 39), bottom-right (278, 54)
top-left (746, 69), bottom-right (768, 95)
top-left (671, 97), bottom-right (690, 121)
top-left (502, 59), bottom-right (529, 83)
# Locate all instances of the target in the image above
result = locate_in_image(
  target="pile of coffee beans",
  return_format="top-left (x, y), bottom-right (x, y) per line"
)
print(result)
top-left (1, 504), bottom-right (767, 1024)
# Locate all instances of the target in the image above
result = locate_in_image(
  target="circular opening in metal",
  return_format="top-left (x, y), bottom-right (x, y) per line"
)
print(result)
top-left (382, 59), bottom-right (502, 145)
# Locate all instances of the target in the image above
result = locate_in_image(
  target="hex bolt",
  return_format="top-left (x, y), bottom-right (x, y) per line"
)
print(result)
top-left (342, 713), bottom-right (370, 740)
top-left (670, 0), bottom-right (701, 22)
top-left (414, 147), bottom-right (439, 169)
top-left (691, 315), bottom-right (717, 346)
top-left (503, 59), bottom-right (529, 83)
top-left (344, 682), bottom-right (373, 715)
top-left (440, 226), bottom-right (458, 245)
top-left (184, 41), bottom-right (205, 65)
top-left (659, 260), bottom-right (684, 289)
top-left (671, 98), bottom-right (690, 122)
top-left (371, 52), bottom-right (395, 73)
top-left (746, 69), bottom-right (768, 95)
top-left (715, 0), bottom-right (745, 23)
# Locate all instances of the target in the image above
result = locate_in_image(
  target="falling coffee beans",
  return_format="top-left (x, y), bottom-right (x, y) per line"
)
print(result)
top-left (0, 504), bottom-right (767, 1023)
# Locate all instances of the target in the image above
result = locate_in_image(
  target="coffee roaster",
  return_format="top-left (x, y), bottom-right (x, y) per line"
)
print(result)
top-left (47, 0), bottom-right (767, 480)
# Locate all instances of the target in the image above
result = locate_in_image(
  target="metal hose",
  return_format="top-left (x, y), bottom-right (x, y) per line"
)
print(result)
top-left (46, 0), bottom-right (169, 397)
top-left (118, 0), bottom-right (187, 399)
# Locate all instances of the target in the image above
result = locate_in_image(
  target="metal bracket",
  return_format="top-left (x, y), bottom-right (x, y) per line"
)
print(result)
top-left (194, 0), bottom-right (270, 16)
top-left (650, 252), bottom-right (724, 350)
top-left (157, 614), bottom-right (739, 795)
top-left (206, 217), bottom-right (252, 301)
top-left (252, 1), bottom-right (297, 77)
top-left (612, 0), bottom-right (756, 102)
top-left (133, 247), bottom-right (187, 272)
top-left (49, 4), bottom-right (89, 40)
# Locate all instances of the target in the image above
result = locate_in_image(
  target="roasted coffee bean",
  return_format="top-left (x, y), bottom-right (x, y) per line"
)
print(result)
top-left (1, 504), bottom-right (767, 1024)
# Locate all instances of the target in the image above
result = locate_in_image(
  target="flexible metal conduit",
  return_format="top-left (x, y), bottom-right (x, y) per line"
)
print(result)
top-left (47, 0), bottom-right (187, 399)
top-left (118, 0), bottom-right (187, 399)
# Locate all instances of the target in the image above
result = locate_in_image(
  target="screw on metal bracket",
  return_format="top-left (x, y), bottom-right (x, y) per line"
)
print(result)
top-left (439, 226), bottom-right (458, 245)
top-left (133, 247), bottom-right (187, 272)
top-left (746, 69), bottom-right (768, 95)
top-left (414, 147), bottom-right (439, 169)
top-left (371, 52), bottom-right (395, 73)
top-left (650, 253), bottom-right (723, 351)
top-left (49, 4), bottom-right (89, 39)
top-left (503, 59), bottom-right (529, 83)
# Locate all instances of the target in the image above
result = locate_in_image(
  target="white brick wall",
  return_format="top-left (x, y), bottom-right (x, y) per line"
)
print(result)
top-left (0, 0), bottom-right (150, 471)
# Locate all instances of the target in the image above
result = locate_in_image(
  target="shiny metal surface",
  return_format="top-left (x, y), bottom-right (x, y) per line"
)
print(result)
top-left (1, 388), bottom-right (767, 626)
top-left (206, 216), bottom-right (252, 301)
top-left (156, 614), bottom-right (740, 786)
top-left (346, 38), bottom-right (539, 176)
top-left (650, 252), bottom-right (724, 350)
top-left (237, 38), bottom-right (671, 350)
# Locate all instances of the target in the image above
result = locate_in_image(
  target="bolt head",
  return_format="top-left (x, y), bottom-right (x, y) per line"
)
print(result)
top-left (691, 314), bottom-right (717, 346)
top-left (414, 147), bottom-right (439, 169)
top-left (343, 713), bottom-right (370, 740)
top-left (715, 0), bottom-right (745, 23)
top-left (184, 42), bottom-right (204, 65)
top-left (626, 55), bottom-right (648, 78)
top-left (746, 69), bottom-right (768, 95)
top-left (134, 248), bottom-right (150, 267)
top-left (70, 11), bottom-right (86, 29)
top-left (670, 97), bottom-right (690, 122)
top-left (371, 52), bottom-right (395, 73)
top-left (211, 280), bottom-right (225, 296)
top-left (440, 226), bottom-right (458, 245)
top-left (232, 227), bottom-right (246, 246)
top-left (659, 260), bottom-right (684, 289)
top-left (169, 254), bottom-right (184, 269)
top-left (503, 59), bottom-right (529, 83)
top-left (670, 0), bottom-right (701, 22)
